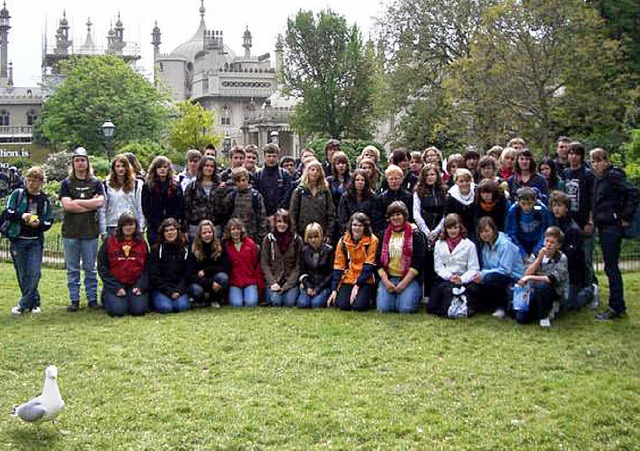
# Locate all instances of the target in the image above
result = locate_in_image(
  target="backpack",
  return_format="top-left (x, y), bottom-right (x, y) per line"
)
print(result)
top-left (0, 188), bottom-right (25, 239)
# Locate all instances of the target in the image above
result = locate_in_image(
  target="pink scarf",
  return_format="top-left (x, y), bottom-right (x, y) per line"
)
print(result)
top-left (445, 234), bottom-right (463, 253)
top-left (380, 222), bottom-right (413, 276)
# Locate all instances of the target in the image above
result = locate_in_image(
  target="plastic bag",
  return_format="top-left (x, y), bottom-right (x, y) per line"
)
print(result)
top-left (512, 284), bottom-right (531, 312)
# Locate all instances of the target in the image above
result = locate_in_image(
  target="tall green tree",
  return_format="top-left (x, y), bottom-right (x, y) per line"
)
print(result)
top-left (282, 9), bottom-right (375, 139)
top-left (36, 55), bottom-right (169, 153)
top-left (166, 101), bottom-right (220, 153)
top-left (376, 0), bottom-right (497, 151)
top-left (447, 0), bottom-right (626, 151)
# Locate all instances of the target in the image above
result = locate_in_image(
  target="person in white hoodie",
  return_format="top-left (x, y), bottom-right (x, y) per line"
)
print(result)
top-left (426, 213), bottom-right (479, 317)
top-left (443, 168), bottom-right (476, 239)
top-left (99, 154), bottom-right (145, 238)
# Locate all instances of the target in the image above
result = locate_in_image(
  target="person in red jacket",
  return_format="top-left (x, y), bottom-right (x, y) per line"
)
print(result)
top-left (225, 218), bottom-right (260, 307)
top-left (98, 212), bottom-right (148, 317)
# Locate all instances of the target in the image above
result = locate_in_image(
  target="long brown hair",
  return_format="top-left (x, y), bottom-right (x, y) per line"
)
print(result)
top-left (115, 212), bottom-right (142, 241)
top-left (440, 213), bottom-right (467, 240)
top-left (108, 154), bottom-right (136, 193)
top-left (191, 219), bottom-right (222, 261)
top-left (146, 156), bottom-right (177, 189)
top-left (415, 163), bottom-right (444, 197)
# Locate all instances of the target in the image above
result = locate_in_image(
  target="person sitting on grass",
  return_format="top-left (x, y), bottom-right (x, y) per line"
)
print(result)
top-left (149, 218), bottom-right (190, 314)
top-left (376, 201), bottom-right (426, 314)
top-left (225, 218), bottom-right (260, 307)
top-left (515, 226), bottom-right (568, 327)
top-left (426, 213), bottom-right (479, 317)
top-left (261, 209), bottom-right (302, 307)
top-left (327, 212), bottom-right (379, 311)
top-left (98, 212), bottom-right (149, 317)
top-left (549, 191), bottom-right (593, 311)
top-left (472, 217), bottom-right (523, 319)
top-left (297, 222), bottom-right (334, 309)
top-left (505, 187), bottom-right (554, 263)
top-left (186, 219), bottom-right (229, 309)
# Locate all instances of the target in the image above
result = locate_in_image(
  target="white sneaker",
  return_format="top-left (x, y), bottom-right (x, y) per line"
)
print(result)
top-left (211, 302), bottom-right (221, 309)
top-left (540, 317), bottom-right (551, 328)
top-left (11, 305), bottom-right (26, 315)
top-left (30, 307), bottom-right (42, 314)
top-left (422, 296), bottom-right (430, 305)
top-left (492, 308), bottom-right (506, 319)
top-left (589, 284), bottom-right (600, 310)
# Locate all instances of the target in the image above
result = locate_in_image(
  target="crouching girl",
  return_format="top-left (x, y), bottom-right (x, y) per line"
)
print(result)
top-left (149, 218), bottom-right (190, 313)
top-left (187, 219), bottom-right (229, 308)
top-left (297, 222), bottom-right (334, 308)
top-left (327, 212), bottom-right (379, 311)
top-left (376, 201), bottom-right (426, 313)
top-left (98, 212), bottom-right (149, 317)
top-left (426, 213), bottom-right (479, 317)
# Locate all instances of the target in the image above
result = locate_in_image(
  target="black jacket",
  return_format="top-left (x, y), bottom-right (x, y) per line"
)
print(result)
top-left (337, 192), bottom-right (375, 235)
top-left (592, 166), bottom-right (638, 227)
top-left (562, 165), bottom-right (594, 228)
top-left (372, 188), bottom-right (413, 238)
top-left (186, 242), bottom-right (229, 288)
top-left (255, 166), bottom-right (293, 216)
top-left (556, 216), bottom-right (585, 288)
top-left (149, 242), bottom-right (189, 296)
top-left (299, 243), bottom-right (334, 292)
top-left (142, 180), bottom-right (184, 233)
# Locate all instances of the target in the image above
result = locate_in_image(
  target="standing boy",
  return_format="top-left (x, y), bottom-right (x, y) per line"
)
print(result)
top-left (590, 148), bottom-right (638, 320)
top-left (60, 147), bottom-right (105, 311)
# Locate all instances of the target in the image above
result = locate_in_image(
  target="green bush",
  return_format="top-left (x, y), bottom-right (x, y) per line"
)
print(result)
top-left (306, 138), bottom-right (386, 165)
top-left (118, 141), bottom-right (182, 173)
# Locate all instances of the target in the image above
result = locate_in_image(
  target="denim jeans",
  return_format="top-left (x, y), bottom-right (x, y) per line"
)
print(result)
top-left (63, 237), bottom-right (99, 303)
top-left (266, 287), bottom-right (300, 307)
top-left (477, 272), bottom-right (515, 312)
top-left (335, 284), bottom-right (374, 311)
top-left (102, 288), bottom-right (148, 317)
top-left (583, 230), bottom-right (597, 286)
top-left (297, 287), bottom-right (330, 308)
top-left (151, 291), bottom-right (190, 313)
top-left (376, 277), bottom-right (421, 313)
top-left (229, 285), bottom-right (259, 307)
top-left (514, 282), bottom-right (555, 323)
top-left (600, 225), bottom-right (625, 313)
top-left (188, 273), bottom-right (229, 304)
top-left (10, 238), bottom-right (44, 310)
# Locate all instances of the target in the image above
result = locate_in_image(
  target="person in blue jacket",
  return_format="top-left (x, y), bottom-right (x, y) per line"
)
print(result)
top-left (505, 187), bottom-right (554, 262)
top-left (472, 217), bottom-right (524, 319)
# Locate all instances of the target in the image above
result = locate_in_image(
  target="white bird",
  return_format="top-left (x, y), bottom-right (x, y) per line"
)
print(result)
top-left (12, 365), bottom-right (65, 425)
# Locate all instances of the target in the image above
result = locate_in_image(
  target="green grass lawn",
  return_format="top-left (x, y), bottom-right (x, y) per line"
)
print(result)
top-left (1, 263), bottom-right (639, 449)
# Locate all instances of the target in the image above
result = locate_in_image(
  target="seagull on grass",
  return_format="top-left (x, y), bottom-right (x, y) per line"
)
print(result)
top-left (12, 365), bottom-right (65, 426)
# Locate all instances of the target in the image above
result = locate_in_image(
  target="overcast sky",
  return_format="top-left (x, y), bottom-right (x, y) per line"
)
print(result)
top-left (6, 0), bottom-right (388, 87)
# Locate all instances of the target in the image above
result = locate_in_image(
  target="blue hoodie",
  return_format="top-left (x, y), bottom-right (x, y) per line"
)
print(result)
top-left (480, 231), bottom-right (524, 281)
top-left (505, 201), bottom-right (553, 258)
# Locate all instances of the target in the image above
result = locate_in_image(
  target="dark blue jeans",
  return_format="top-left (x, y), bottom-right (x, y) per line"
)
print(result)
top-left (599, 225), bottom-right (625, 314)
top-left (102, 288), bottom-right (148, 317)
top-left (477, 272), bottom-right (514, 312)
top-left (10, 238), bottom-right (43, 310)
top-left (188, 273), bottom-right (229, 304)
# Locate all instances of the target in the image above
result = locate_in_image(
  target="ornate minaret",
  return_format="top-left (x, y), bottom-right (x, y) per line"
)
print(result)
top-left (275, 34), bottom-right (284, 75)
top-left (151, 21), bottom-right (161, 59)
top-left (54, 10), bottom-right (72, 55)
top-left (107, 12), bottom-right (125, 55)
top-left (0, 1), bottom-right (11, 82)
top-left (243, 26), bottom-right (252, 58)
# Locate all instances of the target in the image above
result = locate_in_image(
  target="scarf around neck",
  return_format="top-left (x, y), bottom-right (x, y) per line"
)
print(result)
top-left (274, 230), bottom-right (293, 255)
top-left (445, 234), bottom-right (463, 253)
top-left (380, 222), bottom-right (413, 276)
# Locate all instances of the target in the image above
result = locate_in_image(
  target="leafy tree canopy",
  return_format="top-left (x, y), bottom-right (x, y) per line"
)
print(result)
top-left (282, 9), bottom-right (376, 139)
top-left (166, 101), bottom-right (221, 154)
top-left (36, 55), bottom-right (169, 154)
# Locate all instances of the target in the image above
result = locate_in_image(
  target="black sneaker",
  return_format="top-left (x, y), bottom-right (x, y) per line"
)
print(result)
top-left (596, 309), bottom-right (623, 321)
top-left (87, 301), bottom-right (100, 309)
top-left (67, 302), bottom-right (80, 312)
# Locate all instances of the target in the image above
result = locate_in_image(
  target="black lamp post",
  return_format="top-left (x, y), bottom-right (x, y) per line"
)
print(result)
top-left (101, 120), bottom-right (116, 159)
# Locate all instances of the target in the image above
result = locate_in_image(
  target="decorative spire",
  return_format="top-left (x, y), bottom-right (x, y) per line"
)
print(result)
top-left (115, 11), bottom-right (123, 28)
top-left (86, 17), bottom-right (92, 33)
top-left (200, 0), bottom-right (205, 19)
top-left (243, 25), bottom-right (252, 58)
top-left (60, 10), bottom-right (68, 26)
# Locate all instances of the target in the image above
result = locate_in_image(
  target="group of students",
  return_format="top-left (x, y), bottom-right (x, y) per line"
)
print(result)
top-left (4, 137), bottom-right (638, 326)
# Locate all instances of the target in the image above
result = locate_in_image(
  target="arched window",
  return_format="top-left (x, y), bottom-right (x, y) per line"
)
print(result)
top-left (26, 109), bottom-right (38, 126)
top-left (0, 110), bottom-right (9, 126)
top-left (221, 105), bottom-right (231, 126)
